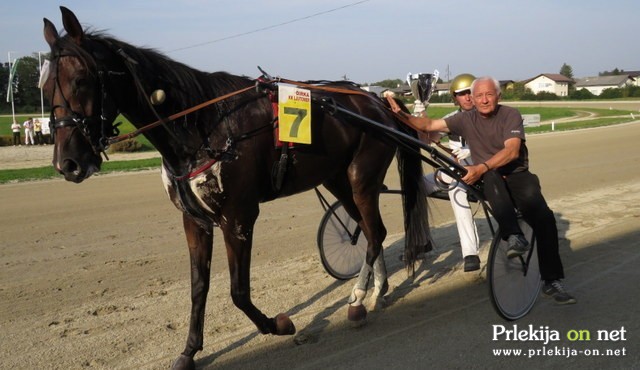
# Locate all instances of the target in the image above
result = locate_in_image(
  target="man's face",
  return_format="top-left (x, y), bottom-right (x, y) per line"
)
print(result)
top-left (471, 80), bottom-right (500, 116)
top-left (454, 90), bottom-right (474, 111)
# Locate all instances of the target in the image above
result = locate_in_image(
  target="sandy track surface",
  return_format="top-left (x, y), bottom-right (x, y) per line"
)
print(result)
top-left (0, 145), bottom-right (160, 170)
top-left (1, 122), bottom-right (639, 369)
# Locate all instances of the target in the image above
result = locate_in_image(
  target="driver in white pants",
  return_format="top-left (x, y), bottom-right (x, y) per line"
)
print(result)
top-left (419, 74), bottom-right (481, 272)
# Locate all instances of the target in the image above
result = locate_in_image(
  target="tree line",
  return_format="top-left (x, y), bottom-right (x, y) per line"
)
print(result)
top-left (1, 53), bottom-right (48, 114)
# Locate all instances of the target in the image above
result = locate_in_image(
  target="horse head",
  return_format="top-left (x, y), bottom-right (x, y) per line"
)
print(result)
top-left (42, 7), bottom-right (124, 183)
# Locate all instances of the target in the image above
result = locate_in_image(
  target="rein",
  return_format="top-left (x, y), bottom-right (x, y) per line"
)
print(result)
top-left (107, 77), bottom-right (373, 146)
top-left (104, 75), bottom-right (428, 180)
top-left (278, 78), bottom-right (374, 98)
top-left (107, 84), bottom-right (256, 145)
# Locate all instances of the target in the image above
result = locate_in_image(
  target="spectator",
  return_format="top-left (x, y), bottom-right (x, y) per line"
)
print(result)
top-left (11, 121), bottom-right (21, 146)
top-left (23, 118), bottom-right (35, 145)
top-left (34, 119), bottom-right (44, 145)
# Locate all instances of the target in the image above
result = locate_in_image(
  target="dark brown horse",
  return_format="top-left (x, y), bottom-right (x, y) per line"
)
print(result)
top-left (43, 7), bottom-right (430, 369)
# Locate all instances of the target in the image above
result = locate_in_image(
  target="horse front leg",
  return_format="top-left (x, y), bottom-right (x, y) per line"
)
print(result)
top-left (221, 212), bottom-right (296, 336)
top-left (172, 214), bottom-right (213, 370)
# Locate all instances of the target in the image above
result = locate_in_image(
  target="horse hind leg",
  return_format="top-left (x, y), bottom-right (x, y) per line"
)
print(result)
top-left (372, 247), bottom-right (389, 309)
top-left (346, 216), bottom-right (389, 325)
top-left (345, 175), bottom-right (392, 324)
top-left (323, 175), bottom-right (388, 321)
top-left (324, 163), bottom-right (391, 327)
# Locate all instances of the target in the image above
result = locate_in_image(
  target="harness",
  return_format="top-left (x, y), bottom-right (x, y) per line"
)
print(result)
top-left (47, 43), bottom-right (386, 188)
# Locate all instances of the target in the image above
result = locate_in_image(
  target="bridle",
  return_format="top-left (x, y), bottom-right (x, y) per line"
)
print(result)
top-left (48, 49), bottom-right (122, 158)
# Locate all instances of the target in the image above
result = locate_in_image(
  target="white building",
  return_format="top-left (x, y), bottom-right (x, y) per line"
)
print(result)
top-left (523, 74), bottom-right (574, 96)
top-left (574, 75), bottom-right (636, 95)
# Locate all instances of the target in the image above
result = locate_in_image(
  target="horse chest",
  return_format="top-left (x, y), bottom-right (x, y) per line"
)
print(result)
top-left (161, 163), bottom-right (226, 225)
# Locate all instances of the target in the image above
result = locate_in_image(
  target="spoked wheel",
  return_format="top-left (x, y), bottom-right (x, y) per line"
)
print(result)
top-left (488, 217), bottom-right (542, 320)
top-left (317, 201), bottom-right (366, 280)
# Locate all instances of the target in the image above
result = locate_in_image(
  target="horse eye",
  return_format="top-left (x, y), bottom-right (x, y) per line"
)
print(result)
top-left (73, 77), bottom-right (94, 93)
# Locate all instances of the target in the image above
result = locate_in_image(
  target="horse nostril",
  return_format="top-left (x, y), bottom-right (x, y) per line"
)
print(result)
top-left (61, 159), bottom-right (80, 176)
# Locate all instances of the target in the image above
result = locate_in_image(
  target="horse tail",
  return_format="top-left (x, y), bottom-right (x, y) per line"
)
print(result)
top-left (396, 143), bottom-right (432, 274)
top-left (389, 98), bottom-right (432, 274)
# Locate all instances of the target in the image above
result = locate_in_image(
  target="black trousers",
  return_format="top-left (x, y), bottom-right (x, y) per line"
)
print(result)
top-left (482, 170), bottom-right (565, 281)
top-left (12, 132), bottom-right (21, 145)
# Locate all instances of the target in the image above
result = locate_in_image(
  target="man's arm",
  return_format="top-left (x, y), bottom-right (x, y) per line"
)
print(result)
top-left (462, 137), bottom-right (522, 184)
top-left (386, 96), bottom-right (449, 133)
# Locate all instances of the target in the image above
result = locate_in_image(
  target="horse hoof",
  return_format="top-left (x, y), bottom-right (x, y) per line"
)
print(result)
top-left (348, 304), bottom-right (367, 327)
top-left (275, 313), bottom-right (296, 335)
top-left (171, 354), bottom-right (195, 370)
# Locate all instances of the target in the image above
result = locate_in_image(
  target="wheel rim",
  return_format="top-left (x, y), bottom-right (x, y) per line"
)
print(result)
top-left (489, 219), bottom-right (542, 320)
top-left (319, 203), bottom-right (367, 279)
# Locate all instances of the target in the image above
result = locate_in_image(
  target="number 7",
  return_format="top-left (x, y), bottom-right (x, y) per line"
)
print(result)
top-left (283, 107), bottom-right (308, 137)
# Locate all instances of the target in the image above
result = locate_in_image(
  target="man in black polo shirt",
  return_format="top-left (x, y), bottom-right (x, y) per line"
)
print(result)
top-left (387, 76), bottom-right (575, 305)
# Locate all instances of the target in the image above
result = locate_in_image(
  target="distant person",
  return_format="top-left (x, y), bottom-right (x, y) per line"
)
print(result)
top-left (34, 119), bottom-right (44, 145)
top-left (11, 121), bottom-right (21, 146)
top-left (388, 76), bottom-right (576, 305)
top-left (23, 118), bottom-right (35, 145)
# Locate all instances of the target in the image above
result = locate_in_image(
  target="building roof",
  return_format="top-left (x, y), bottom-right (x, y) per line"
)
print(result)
top-left (574, 75), bottom-right (635, 87)
top-left (523, 73), bottom-right (574, 84)
top-left (621, 71), bottom-right (640, 78)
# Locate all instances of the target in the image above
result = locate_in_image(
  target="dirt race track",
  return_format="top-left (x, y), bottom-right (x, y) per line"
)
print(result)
top-left (1, 122), bottom-right (639, 369)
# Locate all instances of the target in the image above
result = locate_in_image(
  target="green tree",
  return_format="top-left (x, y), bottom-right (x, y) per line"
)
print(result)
top-left (14, 55), bottom-right (41, 111)
top-left (559, 63), bottom-right (576, 95)
top-left (373, 79), bottom-right (404, 88)
top-left (624, 85), bottom-right (640, 98)
top-left (599, 68), bottom-right (624, 76)
top-left (501, 82), bottom-right (531, 101)
top-left (429, 93), bottom-right (451, 103)
top-left (535, 91), bottom-right (560, 101)
top-left (559, 63), bottom-right (574, 79)
top-left (0, 62), bottom-right (9, 112)
top-left (569, 88), bottom-right (595, 100)
top-left (599, 87), bottom-right (623, 99)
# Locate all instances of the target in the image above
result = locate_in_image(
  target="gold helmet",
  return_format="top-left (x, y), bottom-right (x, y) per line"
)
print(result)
top-left (449, 73), bottom-right (475, 96)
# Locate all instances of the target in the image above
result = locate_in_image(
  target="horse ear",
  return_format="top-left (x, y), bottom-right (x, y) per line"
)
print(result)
top-left (43, 18), bottom-right (59, 48)
top-left (60, 6), bottom-right (84, 45)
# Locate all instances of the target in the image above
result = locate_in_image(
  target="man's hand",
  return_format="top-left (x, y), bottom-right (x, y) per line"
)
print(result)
top-left (461, 164), bottom-right (488, 185)
top-left (385, 96), bottom-right (402, 114)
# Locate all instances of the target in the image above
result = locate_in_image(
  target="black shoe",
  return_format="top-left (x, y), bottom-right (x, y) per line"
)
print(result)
top-left (463, 255), bottom-right (480, 272)
top-left (506, 234), bottom-right (529, 258)
top-left (542, 280), bottom-right (577, 305)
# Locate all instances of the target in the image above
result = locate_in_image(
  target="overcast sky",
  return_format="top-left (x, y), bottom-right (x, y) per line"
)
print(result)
top-left (2, 0), bottom-right (638, 84)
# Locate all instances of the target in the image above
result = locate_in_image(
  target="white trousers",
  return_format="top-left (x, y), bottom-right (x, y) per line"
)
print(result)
top-left (24, 129), bottom-right (34, 145)
top-left (424, 171), bottom-right (480, 257)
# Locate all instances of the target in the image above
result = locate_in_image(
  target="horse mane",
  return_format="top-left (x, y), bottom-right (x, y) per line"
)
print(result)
top-left (56, 28), bottom-right (252, 111)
